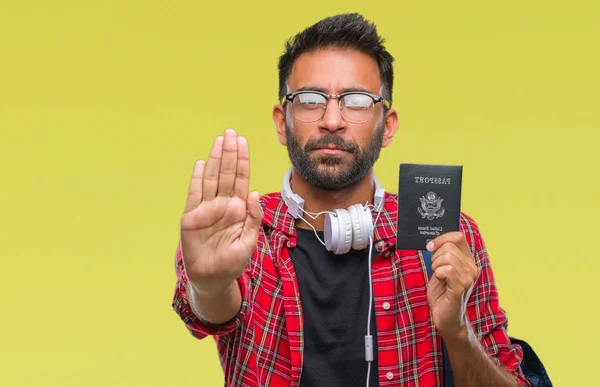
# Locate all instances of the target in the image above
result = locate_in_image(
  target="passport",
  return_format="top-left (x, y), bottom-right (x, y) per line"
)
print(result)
top-left (396, 163), bottom-right (463, 250)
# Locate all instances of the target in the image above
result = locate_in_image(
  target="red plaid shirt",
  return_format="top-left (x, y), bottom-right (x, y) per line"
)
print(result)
top-left (173, 192), bottom-right (529, 386)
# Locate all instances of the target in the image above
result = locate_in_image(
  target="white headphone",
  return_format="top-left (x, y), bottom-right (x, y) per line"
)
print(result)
top-left (281, 167), bottom-right (385, 255)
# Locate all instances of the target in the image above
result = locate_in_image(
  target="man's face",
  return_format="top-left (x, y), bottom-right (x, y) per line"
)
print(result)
top-left (282, 49), bottom-right (390, 191)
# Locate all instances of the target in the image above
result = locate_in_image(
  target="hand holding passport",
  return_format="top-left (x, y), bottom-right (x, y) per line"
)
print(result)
top-left (396, 163), bottom-right (463, 250)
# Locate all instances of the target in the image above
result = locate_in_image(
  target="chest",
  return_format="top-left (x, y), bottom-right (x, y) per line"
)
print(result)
top-left (239, 231), bottom-right (441, 386)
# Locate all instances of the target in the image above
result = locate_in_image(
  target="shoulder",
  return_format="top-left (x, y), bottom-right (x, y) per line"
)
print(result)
top-left (459, 212), bottom-right (483, 242)
top-left (381, 191), bottom-right (398, 213)
top-left (384, 191), bottom-right (399, 203)
top-left (459, 212), bottom-right (486, 258)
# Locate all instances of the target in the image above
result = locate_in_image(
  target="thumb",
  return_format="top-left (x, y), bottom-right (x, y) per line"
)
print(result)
top-left (241, 191), bottom-right (263, 243)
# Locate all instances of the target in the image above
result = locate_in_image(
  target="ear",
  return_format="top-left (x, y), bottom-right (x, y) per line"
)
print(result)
top-left (273, 104), bottom-right (287, 146)
top-left (381, 108), bottom-right (399, 148)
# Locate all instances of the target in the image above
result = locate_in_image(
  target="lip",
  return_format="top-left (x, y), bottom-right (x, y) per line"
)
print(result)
top-left (313, 148), bottom-right (346, 155)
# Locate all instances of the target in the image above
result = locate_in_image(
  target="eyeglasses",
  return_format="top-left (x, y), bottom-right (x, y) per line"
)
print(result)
top-left (281, 90), bottom-right (391, 124)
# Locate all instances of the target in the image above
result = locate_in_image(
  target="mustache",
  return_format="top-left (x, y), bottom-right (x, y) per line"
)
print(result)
top-left (303, 134), bottom-right (359, 153)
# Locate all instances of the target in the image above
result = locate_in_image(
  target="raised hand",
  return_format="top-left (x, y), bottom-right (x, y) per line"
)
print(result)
top-left (180, 128), bottom-right (263, 294)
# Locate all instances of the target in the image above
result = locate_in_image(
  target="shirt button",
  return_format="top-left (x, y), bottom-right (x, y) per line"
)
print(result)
top-left (386, 372), bottom-right (394, 380)
top-left (382, 302), bottom-right (391, 310)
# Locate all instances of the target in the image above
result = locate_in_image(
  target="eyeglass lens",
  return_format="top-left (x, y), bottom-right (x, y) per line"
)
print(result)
top-left (292, 93), bottom-right (374, 123)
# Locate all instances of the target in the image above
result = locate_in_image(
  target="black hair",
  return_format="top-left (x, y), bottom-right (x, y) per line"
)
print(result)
top-left (277, 13), bottom-right (395, 105)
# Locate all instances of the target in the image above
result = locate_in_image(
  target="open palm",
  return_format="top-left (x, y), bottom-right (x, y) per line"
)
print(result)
top-left (180, 129), bottom-right (262, 290)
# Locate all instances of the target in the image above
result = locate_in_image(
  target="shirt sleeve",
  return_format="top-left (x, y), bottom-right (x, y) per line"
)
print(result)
top-left (461, 214), bottom-right (531, 387)
top-left (171, 242), bottom-right (252, 339)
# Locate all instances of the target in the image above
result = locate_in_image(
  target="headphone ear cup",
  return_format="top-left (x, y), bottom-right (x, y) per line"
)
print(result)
top-left (324, 208), bottom-right (353, 254)
top-left (348, 204), bottom-right (374, 250)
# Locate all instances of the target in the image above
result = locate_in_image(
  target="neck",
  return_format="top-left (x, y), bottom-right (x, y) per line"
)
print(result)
top-left (291, 169), bottom-right (376, 231)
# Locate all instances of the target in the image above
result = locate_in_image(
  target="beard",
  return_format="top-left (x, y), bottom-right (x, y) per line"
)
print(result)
top-left (285, 119), bottom-right (385, 191)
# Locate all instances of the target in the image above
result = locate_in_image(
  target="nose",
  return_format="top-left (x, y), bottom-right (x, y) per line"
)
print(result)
top-left (318, 97), bottom-right (346, 132)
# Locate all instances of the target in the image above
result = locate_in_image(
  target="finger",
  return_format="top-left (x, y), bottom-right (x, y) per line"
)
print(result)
top-left (184, 159), bottom-right (205, 213)
top-left (203, 136), bottom-right (224, 200)
top-left (433, 265), bottom-right (465, 295)
top-left (233, 136), bottom-right (250, 200)
top-left (432, 251), bottom-right (478, 292)
top-left (218, 128), bottom-right (238, 197)
top-left (426, 231), bottom-right (468, 253)
top-left (431, 251), bottom-right (464, 279)
top-left (432, 242), bottom-right (478, 278)
top-left (241, 191), bottom-right (263, 248)
top-left (431, 243), bottom-right (462, 265)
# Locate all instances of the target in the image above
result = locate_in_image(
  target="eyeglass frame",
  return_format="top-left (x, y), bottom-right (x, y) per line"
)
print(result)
top-left (280, 90), bottom-right (391, 124)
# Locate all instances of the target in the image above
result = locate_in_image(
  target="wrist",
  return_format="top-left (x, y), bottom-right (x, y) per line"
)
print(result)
top-left (189, 276), bottom-right (237, 298)
top-left (442, 324), bottom-right (478, 354)
top-left (187, 278), bottom-right (241, 324)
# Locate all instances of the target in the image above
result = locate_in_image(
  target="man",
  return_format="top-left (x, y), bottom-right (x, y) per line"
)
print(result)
top-left (172, 13), bottom-right (529, 387)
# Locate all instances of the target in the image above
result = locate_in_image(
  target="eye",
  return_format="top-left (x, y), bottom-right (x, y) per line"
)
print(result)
top-left (296, 93), bottom-right (326, 108)
top-left (342, 94), bottom-right (372, 109)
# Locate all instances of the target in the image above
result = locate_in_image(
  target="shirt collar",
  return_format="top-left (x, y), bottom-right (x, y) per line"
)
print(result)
top-left (260, 192), bottom-right (398, 253)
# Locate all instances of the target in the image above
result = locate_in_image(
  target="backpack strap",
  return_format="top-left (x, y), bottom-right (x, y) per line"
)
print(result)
top-left (422, 249), bottom-right (455, 387)
top-left (509, 336), bottom-right (553, 386)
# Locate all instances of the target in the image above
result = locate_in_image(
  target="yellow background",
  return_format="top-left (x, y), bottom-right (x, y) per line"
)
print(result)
top-left (1, 1), bottom-right (597, 386)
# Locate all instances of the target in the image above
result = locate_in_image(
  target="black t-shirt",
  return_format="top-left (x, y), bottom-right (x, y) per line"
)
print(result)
top-left (289, 227), bottom-right (379, 387)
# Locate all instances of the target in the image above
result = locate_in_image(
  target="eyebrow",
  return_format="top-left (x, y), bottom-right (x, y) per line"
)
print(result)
top-left (293, 86), bottom-right (373, 94)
